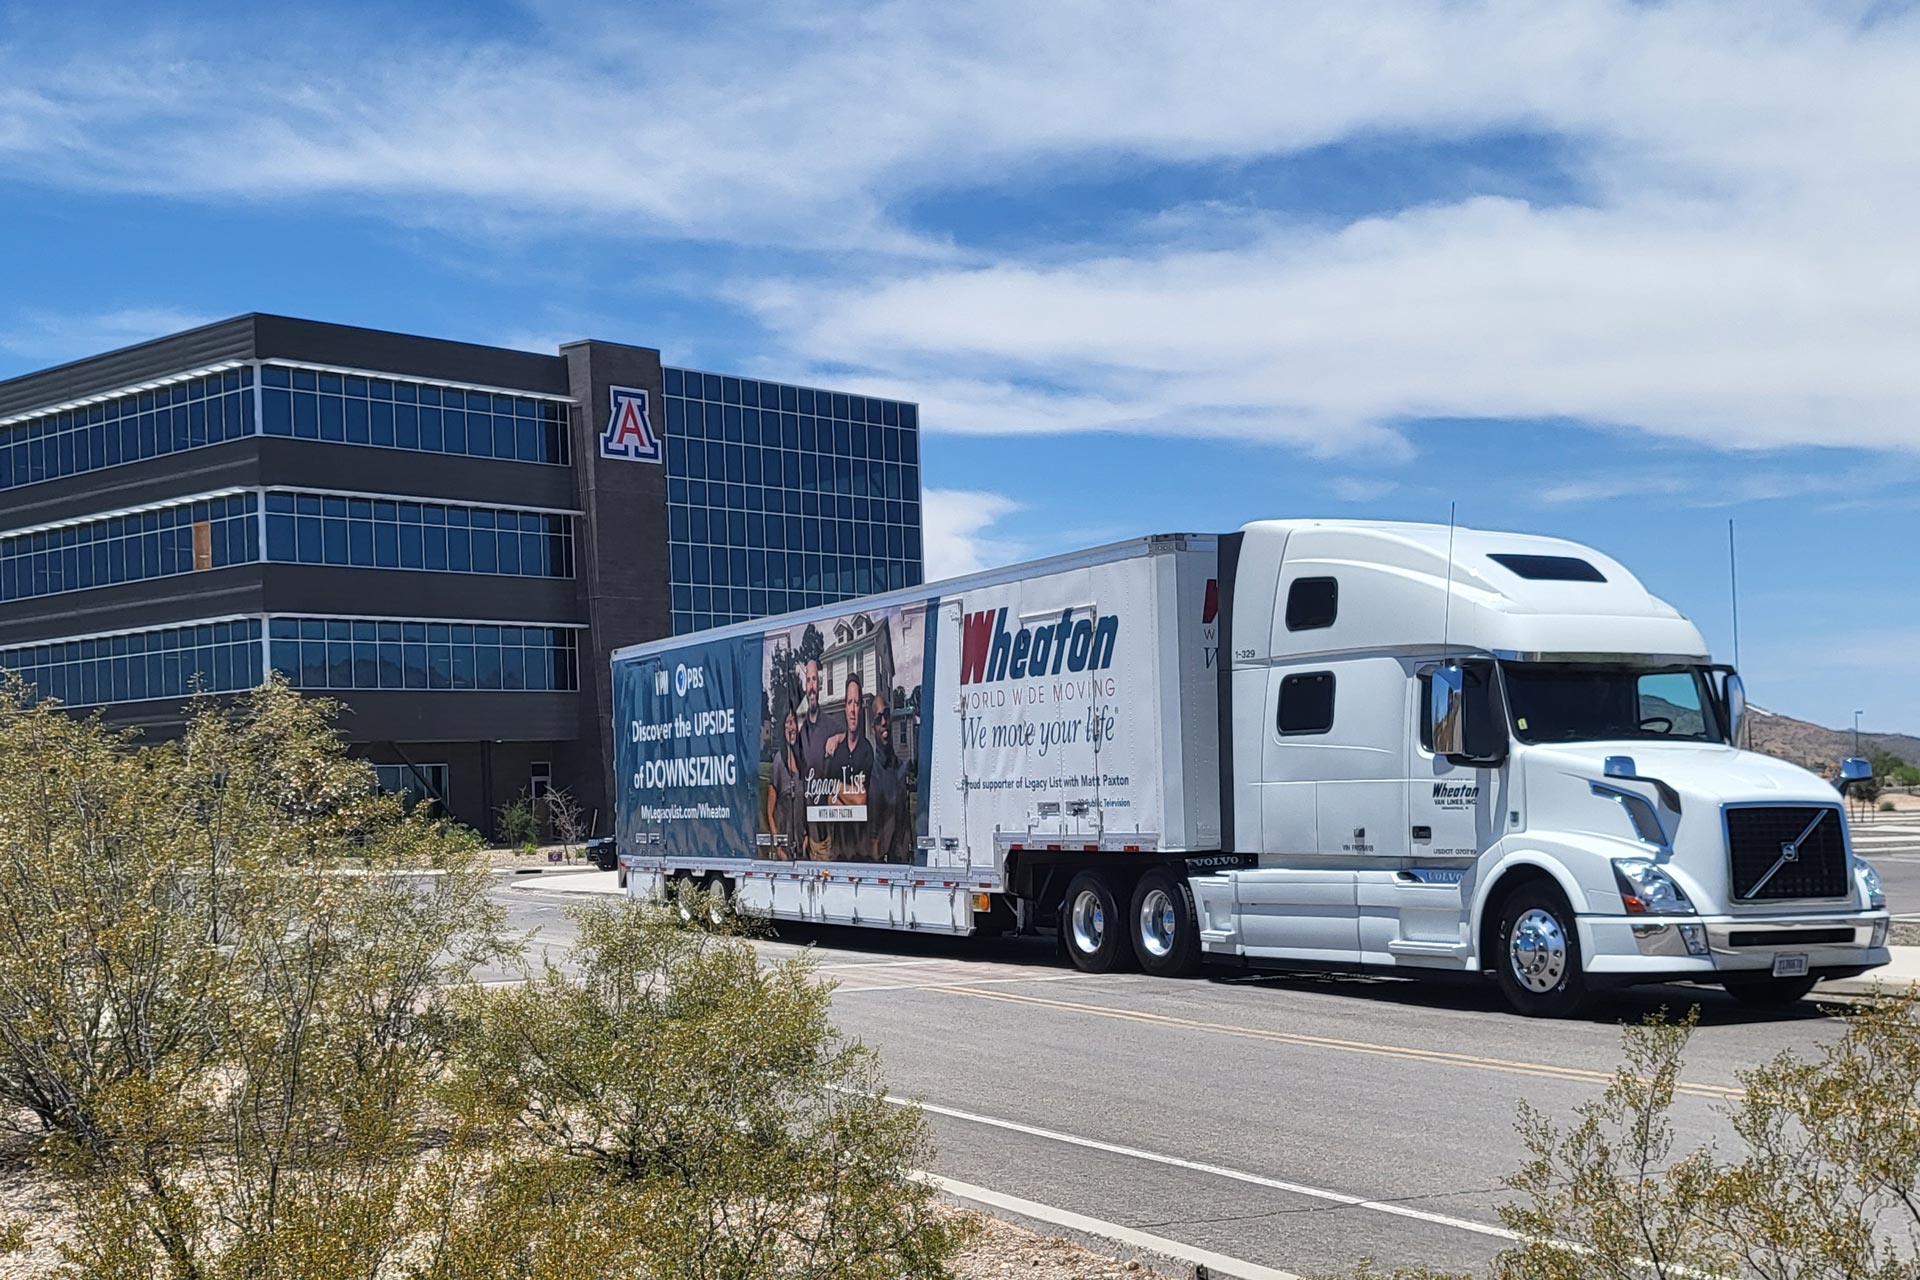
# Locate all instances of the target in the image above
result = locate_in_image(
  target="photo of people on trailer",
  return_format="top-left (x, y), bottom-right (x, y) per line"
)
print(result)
top-left (759, 604), bottom-right (922, 863)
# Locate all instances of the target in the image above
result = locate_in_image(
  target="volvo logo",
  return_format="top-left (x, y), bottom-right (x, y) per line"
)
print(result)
top-left (1779, 841), bottom-right (1800, 863)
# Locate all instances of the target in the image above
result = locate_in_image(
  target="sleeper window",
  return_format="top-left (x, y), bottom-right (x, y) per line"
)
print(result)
top-left (1278, 671), bottom-right (1336, 735)
top-left (1284, 577), bottom-right (1338, 631)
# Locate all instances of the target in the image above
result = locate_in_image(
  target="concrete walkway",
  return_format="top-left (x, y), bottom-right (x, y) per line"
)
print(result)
top-left (1820, 945), bottom-right (1920, 996)
top-left (501, 868), bottom-right (627, 896)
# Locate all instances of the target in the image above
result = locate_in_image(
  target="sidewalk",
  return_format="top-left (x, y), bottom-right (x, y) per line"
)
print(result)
top-left (501, 868), bottom-right (627, 896)
top-left (1820, 945), bottom-right (1920, 997)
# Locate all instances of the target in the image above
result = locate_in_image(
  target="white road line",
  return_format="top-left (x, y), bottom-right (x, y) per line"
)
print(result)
top-left (897, 1095), bottom-right (1519, 1243)
top-left (917, 1171), bottom-right (1304, 1280)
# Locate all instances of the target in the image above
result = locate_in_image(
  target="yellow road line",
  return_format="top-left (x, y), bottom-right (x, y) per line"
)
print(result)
top-left (935, 985), bottom-right (1745, 1100)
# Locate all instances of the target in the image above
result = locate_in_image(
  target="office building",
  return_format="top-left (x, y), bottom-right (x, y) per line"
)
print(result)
top-left (0, 315), bottom-right (923, 834)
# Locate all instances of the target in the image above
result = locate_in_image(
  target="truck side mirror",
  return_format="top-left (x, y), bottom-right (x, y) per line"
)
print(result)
top-left (1724, 672), bottom-right (1747, 746)
top-left (1838, 756), bottom-right (1872, 795)
top-left (1431, 664), bottom-right (1466, 757)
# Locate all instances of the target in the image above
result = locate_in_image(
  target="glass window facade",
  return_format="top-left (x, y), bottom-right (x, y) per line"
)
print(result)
top-left (259, 365), bottom-right (569, 465)
top-left (375, 762), bottom-right (448, 806)
top-left (267, 618), bottom-right (580, 692)
top-left (0, 368), bottom-right (255, 492)
top-left (0, 493), bottom-right (258, 603)
top-left (262, 493), bottom-right (573, 577)
top-left (661, 367), bottom-right (922, 634)
top-left (0, 619), bottom-right (264, 707)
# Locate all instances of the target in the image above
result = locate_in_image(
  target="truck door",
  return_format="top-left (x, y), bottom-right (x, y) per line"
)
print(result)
top-left (1408, 662), bottom-right (1503, 862)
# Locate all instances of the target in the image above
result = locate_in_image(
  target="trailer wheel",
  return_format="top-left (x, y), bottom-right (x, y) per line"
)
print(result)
top-left (700, 876), bottom-right (731, 928)
top-left (1493, 881), bottom-right (1590, 1018)
top-left (672, 874), bottom-right (699, 924)
top-left (617, 863), bottom-right (629, 890)
top-left (1130, 869), bottom-right (1202, 978)
top-left (1061, 871), bottom-right (1128, 973)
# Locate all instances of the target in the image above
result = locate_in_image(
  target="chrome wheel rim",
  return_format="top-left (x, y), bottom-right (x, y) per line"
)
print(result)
top-left (705, 883), bottom-right (727, 925)
top-left (1070, 888), bottom-right (1107, 955)
top-left (1509, 908), bottom-right (1568, 993)
top-left (1138, 888), bottom-right (1177, 959)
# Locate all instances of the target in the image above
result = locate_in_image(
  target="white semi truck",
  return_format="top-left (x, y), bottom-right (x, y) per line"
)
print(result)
top-left (610, 520), bottom-right (1889, 1016)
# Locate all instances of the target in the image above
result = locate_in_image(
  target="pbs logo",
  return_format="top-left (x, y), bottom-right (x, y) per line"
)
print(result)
top-left (673, 664), bottom-right (706, 697)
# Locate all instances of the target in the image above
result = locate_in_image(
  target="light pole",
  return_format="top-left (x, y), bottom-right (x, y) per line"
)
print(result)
top-left (1855, 709), bottom-right (1864, 758)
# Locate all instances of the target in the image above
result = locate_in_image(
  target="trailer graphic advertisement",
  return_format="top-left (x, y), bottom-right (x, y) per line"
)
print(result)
top-left (759, 602), bottom-right (927, 863)
top-left (614, 633), bottom-right (761, 861)
top-left (616, 551), bottom-right (1193, 871)
top-left (925, 559), bottom-right (1166, 859)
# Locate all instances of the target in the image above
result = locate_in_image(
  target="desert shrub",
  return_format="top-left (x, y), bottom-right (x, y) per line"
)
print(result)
top-left (453, 897), bottom-right (970, 1279)
top-left (496, 795), bottom-right (540, 848)
top-left (0, 679), bottom-right (962, 1278)
top-left (1495, 995), bottom-right (1920, 1279)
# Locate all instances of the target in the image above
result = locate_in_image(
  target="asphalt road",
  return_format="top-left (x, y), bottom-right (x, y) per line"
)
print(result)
top-left (1852, 815), bottom-right (1920, 916)
top-left (489, 878), bottom-right (1863, 1278)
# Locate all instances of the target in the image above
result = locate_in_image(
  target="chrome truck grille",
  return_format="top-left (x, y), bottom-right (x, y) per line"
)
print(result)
top-left (1725, 804), bottom-right (1850, 902)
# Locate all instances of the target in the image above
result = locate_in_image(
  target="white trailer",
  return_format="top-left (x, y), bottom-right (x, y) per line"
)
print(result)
top-left (611, 520), bottom-right (1889, 1015)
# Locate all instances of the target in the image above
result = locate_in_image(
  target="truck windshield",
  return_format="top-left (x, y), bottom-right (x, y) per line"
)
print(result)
top-left (1501, 663), bottom-right (1724, 745)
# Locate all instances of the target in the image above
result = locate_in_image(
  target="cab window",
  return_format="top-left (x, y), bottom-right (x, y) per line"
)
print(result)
top-left (1284, 577), bottom-right (1338, 631)
top-left (1278, 671), bottom-right (1336, 735)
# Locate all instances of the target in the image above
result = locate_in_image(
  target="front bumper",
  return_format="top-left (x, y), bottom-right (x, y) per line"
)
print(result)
top-left (1581, 909), bottom-right (1890, 979)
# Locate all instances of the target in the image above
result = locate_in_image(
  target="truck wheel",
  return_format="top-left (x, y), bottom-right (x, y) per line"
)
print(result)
top-left (617, 864), bottom-right (629, 889)
top-left (1061, 871), bottom-right (1128, 973)
top-left (1723, 975), bottom-right (1819, 1009)
top-left (1130, 869), bottom-right (1201, 978)
top-left (1493, 882), bottom-right (1590, 1018)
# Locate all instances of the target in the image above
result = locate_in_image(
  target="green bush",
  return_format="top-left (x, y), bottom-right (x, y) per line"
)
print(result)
top-left (453, 898), bottom-right (969, 1278)
top-left (496, 795), bottom-right (540, 847)
top-left (0, 678), bottom-right (964, 1278)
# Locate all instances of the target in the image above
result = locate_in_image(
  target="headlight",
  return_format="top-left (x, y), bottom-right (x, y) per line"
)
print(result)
top-left (1614, 858), bottom-right (1694, 915)
top-left (1856, 858), bottom-right (1886, 911)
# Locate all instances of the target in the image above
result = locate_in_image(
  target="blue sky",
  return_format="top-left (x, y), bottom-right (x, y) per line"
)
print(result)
top-left (1, 0), bottom-right (1916, 732)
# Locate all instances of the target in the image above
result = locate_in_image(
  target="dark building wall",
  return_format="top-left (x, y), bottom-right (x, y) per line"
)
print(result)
top-left (0, 314), bottom-right (571, 421)
top-left (252, 316), bottom-right (569, 396)
top-left (0, 564), bottom-right (265, 648)
top-left (561, 341), bottom-right (675, 826)
top-left (356, 737), bottom-right (571, 835)
top-left (256, 438), bottom-right (577, 511)
top-left (0, 317), bottom-right (256, 419)
top-left (257, 566), bottom-right (578, 624)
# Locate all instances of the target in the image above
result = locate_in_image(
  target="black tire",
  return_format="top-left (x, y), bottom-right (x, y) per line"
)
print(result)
top-left (1129, 869), bottom-right (1202, 977)
top-left (1492, 882), bottom-right (1590, 1018)
top-left (1723, 975), bottom-right (1819, 1009)
top-left (700, 876), bottom-right (731, 928)
top-left (616, 864), bottom-right (629, 890)
top-left (1060, 871), bottom-right (1128, 973)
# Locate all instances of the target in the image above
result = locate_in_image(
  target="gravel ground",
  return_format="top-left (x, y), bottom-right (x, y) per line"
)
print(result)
top-left (949, 1211), bottom-right (1173, 1280)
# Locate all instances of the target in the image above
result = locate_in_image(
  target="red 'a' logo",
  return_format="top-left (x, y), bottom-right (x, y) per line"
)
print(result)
top-left (600, 386), bottom-right (661, 462)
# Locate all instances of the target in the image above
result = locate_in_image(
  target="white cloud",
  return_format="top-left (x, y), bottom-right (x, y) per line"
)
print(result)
top-left (920, 488), bottom-right (1021, 580)
top-left (1330, 476), bottom-right (1400, 504)
top-left (6, 3), bottom-right (1920, 452)
top-left (0, 307), bottom-right (217, 366)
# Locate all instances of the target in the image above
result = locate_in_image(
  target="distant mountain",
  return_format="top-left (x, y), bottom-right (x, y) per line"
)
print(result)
top-left (1744, 704), bottom-right (1920, 773)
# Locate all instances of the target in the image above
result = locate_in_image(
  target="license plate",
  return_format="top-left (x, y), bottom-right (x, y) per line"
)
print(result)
top-left (1773, 953), bottom-right (1809, 978)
